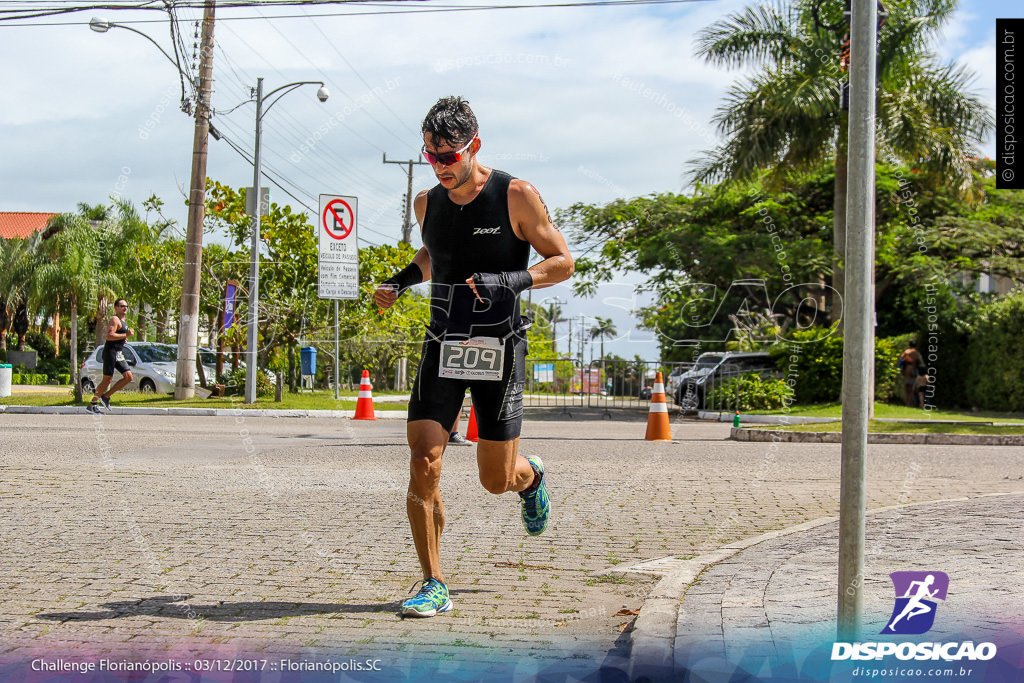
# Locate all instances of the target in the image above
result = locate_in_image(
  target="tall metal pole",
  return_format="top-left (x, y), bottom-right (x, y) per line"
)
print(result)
top-left (838, 0), bottom-right (877, 641)
top-left (334, 299), bottom-right (340, 401)
top-left (174, 0), bottom-right (215, 399)
top-left (244, 77), bottom-right (264, 404)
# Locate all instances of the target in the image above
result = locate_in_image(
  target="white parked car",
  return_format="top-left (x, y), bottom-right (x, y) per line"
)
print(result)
top-left (79, 341), bottom-right (221, 394)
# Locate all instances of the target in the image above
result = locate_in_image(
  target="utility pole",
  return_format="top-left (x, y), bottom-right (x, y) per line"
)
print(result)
top-left (383, 154), bottom-right (428, 392)
top-left (382, 154), bottom-right (429, 245)
top-left (174, 0), bottom-right (215, 399)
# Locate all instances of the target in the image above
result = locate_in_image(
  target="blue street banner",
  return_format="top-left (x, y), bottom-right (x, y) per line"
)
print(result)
top-left (224, 280), bottom-right (237, 330)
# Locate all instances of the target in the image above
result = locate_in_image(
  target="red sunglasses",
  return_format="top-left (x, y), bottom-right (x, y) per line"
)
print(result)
top-left (422, 135), bottom-right (477, 166)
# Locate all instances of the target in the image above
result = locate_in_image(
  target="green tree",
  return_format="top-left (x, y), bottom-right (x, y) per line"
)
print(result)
top-left (0, 236), bottom-right (38, 352)
top-left (693, 0), bottom-right (993, 321)
top-left (32, 214), bottom-right (119, 401)
top-left (205, 182), bottom-right (431, 392)
top-left (562, 169), bottom-right (836, 359)
top-left (108, 196), bottom-right (182, 343)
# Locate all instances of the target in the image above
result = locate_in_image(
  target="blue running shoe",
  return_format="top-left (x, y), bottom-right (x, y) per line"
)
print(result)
top-left (520, 456), bottom-right (549, 536)
top-left (401, 578), bottom-right (452, 618)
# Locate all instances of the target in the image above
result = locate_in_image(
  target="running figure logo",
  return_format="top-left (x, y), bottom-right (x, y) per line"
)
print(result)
top-left (883, 571), bottom-right (949, 635)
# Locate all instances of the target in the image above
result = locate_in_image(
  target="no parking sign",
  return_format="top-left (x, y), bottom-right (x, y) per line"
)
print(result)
top-left (318, 194), bottom-right (359, 299)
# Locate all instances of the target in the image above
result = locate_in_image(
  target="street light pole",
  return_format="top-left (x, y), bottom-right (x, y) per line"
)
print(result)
top-left (244, 77), bottom-right (265, 404)
top-left (243, 78), bottom-right (328, 404)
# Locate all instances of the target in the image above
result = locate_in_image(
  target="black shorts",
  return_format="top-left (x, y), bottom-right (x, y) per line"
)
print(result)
top-left (102, 347), bottom-right (131, 377)
top-left (408, 334), bottom-right (527, 442)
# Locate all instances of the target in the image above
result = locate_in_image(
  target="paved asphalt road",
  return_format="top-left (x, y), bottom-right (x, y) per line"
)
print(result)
top-left (1, 413), bottom-right (1021, 681)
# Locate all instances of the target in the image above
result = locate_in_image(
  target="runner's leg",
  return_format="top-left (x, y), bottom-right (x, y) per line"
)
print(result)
top-left (106, 371), bottom-right (133, 396)
top-left (476, 438), bottom-right (535, 494)
top-left (92, 376), bottom-right (113, 402)
top-left (407, 419), bottom-right (450, 582)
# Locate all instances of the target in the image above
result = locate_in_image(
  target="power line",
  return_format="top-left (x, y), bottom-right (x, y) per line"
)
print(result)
top-left (0, 0), bottom-right (714, 25)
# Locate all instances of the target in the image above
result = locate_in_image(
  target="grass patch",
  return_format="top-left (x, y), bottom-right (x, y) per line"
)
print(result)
top-left (748, 401), bottom-right (1024, 423)
top-left (758, 421), bottom-right (1024, 435)
top-left (1, 388), bottom-right (407, 411)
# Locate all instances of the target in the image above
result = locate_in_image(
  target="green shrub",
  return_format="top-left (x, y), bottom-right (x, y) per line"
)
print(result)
top-left (875, 336), bottom-right (903, 404)
top-left (11, 373), bottom-right (21, 384)
top-left (962, 289), bottom-right (1024, 412)
top-left (25, 331), bottom-right (57, 360)
top-left (769, 327), bottom-right (911, 405)
top-left (55, 374), bottom-right (71, 385)
top-left (37, 357), bottom-right (70, 379)
top-left (706, 373), bottom-right (793, 411)
top-left (221, 366), bottom-right (274, 397)
top-left (769, 328), bottom-right (843, 404)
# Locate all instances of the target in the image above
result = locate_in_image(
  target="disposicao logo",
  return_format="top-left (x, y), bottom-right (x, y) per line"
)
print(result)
top-left (883, 571), bottom-right (949, 635)
top-left (831, 571), bottom-right (998, 663)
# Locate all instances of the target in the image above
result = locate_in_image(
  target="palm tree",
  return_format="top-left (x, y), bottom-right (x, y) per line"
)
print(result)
top-left (589, 316), bottom-right (618, 361)
top-left (32, 214), bottom-right (120, 402)
top-left (0, 237), bottom-right (37, 352)
top-left (692, 0), bottom-right (993, 321)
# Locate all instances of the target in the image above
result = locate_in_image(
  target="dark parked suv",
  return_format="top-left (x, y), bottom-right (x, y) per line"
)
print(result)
top-left (673, 351), bottom-right (780, 409)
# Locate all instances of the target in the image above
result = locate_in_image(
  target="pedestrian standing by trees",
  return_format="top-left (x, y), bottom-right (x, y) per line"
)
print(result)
top-left (898, 341), bottom-right (924, 408)
top-left (87, 298), bottom-right (134, 414)
top-left (374, 96), bottom-right (574, 618)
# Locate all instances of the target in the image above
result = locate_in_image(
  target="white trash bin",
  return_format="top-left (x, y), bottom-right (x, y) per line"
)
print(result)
top-left (0, 363), bottom-right (11, 398)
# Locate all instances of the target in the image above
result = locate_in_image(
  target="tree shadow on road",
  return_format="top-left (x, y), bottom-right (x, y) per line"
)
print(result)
top-left (36, 595), bottom-right (402, 622)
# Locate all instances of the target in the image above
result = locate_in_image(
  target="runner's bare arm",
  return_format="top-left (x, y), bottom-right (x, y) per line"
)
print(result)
top-left (106, 316), bottom-right (128, 340)
top-left (374, 191), bottom-right (432, 309)
top-left (509, 180), bottom-right (573, 289)
top-left (411, 190), bottom-right (432, 281)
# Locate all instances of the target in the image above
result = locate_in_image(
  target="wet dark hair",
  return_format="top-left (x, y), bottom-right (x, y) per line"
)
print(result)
top-left (421, 96), bottom-right (478, 148)
top-left (114, 298), bottom-right (127, 307)
top-left (908, 340), bottom-right (917, 348)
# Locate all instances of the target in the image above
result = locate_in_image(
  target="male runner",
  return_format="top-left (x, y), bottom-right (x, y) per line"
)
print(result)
top-left (374, 96), bottom-right (574, 618)
top-left (87, 298), bottom-right (134, 414)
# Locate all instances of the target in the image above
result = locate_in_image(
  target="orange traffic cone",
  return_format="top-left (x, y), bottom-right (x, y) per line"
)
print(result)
top-left (465, 405), bottom-right (479, 442)
top-left (644, 371), bottom-right (672, 441)
top-left (353, 370), bottom-right (376, 420)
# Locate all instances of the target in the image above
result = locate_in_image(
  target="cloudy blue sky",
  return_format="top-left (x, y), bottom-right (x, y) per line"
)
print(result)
top-left (0, 0), bottom-right (1006, 360)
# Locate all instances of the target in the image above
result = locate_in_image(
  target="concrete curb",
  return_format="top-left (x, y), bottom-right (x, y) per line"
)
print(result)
top-left (625, 516), bottom-right (839, 678)
top-left (700, 411), bottom-right (840, 425)
top-left (0, 405), bottom-right (408, 419)
top-left (730, 426), bottom-right (1024, 446)
top-left (626, 492), bottom-right (1024, 679)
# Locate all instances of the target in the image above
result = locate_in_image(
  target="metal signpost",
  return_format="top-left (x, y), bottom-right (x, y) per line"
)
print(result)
top-left (318, 194), bottom-right (360, 400)
top-left (838, 0), bottom-right (878, 641)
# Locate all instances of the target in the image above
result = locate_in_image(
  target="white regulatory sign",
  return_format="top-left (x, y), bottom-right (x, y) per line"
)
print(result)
top-left (318, 194), bottom-right (359, 300)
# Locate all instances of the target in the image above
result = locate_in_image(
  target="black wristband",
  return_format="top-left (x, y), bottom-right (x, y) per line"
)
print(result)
top-left (382, 263), bottom-right (423, 296)
top-left (471, 270), bottom-right (534, 302)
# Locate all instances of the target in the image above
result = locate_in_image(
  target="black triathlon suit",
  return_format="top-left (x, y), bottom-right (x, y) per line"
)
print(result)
top-left (102, 318), bottom-right (131, 377)
top-left (408, 170), bottom-right (531, 441)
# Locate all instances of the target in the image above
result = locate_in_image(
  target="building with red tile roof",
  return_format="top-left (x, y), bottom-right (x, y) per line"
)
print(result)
top-left (0, 212), bottom-right (59, 239)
